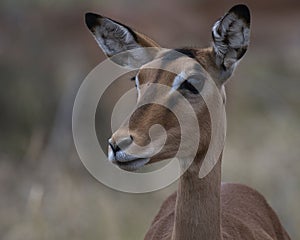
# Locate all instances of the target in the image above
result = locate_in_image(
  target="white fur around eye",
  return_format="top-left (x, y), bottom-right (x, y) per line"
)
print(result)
top-left (171, 71), bottom-right (205, 93)
top-left (171, 71), bottom-right (187, 92)
top-left (135, 75), bottom-right (141, 100)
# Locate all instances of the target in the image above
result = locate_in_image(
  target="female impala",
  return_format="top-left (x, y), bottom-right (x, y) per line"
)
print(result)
top-left (85, 4), bottom-right (290, 240)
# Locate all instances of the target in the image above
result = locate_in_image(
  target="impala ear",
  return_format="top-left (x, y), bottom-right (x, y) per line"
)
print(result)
top-left (212, 4), bottom-right (251, 83)
top-left (85, 13), bottom-right (160, 68)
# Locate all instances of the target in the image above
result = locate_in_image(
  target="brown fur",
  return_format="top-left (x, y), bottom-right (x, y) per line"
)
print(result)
top-left (85, 6), bottom-right (291, 240)
top-left (145, 182), bottom-right (290, 240)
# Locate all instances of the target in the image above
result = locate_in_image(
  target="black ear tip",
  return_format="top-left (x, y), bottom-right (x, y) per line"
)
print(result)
top-left (85, 12), bottom-right (102, 30)
top-left (229, 4), bottom-right (251, 24)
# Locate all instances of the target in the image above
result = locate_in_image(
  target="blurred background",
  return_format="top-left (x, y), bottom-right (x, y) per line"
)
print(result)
top-left (0, 0), bottom-right (299, 239)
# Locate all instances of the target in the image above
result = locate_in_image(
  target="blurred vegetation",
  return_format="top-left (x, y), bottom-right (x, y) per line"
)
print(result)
top-left (0, 0), bottom-right (299, 239)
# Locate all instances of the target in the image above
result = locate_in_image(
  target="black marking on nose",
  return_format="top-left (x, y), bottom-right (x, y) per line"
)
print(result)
top-left (109, 142), bottom-right (120, 155)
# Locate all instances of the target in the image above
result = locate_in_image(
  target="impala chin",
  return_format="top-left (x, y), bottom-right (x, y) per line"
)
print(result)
top-left (108, 147), bottom-right (150, 171)
top-left (115, 157), bottom-right (150, 171)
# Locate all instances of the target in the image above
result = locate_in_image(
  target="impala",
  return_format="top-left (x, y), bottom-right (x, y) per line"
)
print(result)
top-left (85, 4), bottom-right (290, 240)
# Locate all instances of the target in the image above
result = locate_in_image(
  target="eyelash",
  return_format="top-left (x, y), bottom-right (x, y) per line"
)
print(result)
top-left (131, 76), bottom-right (137, 87)
top-left (179, 80), bottom-right (199, 94)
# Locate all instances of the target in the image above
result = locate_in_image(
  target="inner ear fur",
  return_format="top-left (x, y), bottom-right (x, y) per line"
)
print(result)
top-left (212, 4), bottom-right (251, 82)
top-left (85, 12), bottom-right (160, 67)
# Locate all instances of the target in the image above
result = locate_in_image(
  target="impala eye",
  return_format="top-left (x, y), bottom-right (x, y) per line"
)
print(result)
top-left (179, 80), bottom-right (199, 94)
top-left (178, 74), bottom-right (205, 94)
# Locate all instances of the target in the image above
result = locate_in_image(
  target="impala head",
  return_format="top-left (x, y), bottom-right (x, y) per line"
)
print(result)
top-left (85, 4), bottom-right (250, 171)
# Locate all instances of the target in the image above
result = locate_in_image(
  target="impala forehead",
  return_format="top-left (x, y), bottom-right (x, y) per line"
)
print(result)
top-left (137, 51), bottom-right (207, 86)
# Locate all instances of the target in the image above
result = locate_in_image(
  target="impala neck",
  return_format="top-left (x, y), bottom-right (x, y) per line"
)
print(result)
top-left (172, 153), bottom-right (222, 240)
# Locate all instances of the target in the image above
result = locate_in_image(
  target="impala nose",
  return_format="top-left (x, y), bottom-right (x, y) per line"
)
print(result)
top-left (108, 135), bottom-right (133, 155)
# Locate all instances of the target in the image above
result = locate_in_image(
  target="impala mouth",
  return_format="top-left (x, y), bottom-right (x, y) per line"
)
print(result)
top-left (115, 157), bottom-right (150, 171)
top-left (108, 147), bottom-right (150, 171)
